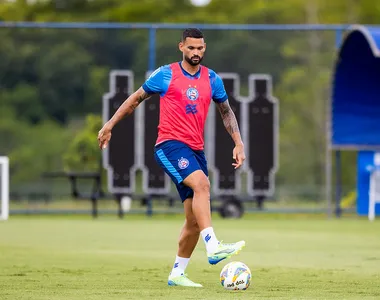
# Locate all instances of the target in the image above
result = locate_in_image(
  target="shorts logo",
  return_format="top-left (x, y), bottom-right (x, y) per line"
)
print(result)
top-left (178, 157), bottom-right (190, 169)
top-left (186, 87), bottom-right (199, 101)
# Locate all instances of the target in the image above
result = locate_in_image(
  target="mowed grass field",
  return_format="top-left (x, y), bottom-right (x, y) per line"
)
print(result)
top-left (1, 214), bottom-right (380, 300)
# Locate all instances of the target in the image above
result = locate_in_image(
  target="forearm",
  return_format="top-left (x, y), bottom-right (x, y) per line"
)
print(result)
top-left (222, 113), bottom-right (243, 146)
top-left (108, 95), bottom-right (137, 128)
top-left (230, 131), bottom-right (244, 146)
top-left (218, 100), bottom-right (243, 146)
top-left (108, 87), bottom-right (150, 128)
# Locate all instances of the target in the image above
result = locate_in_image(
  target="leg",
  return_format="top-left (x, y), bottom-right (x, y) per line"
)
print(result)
top-left (154, 141), bottom-right (212, 232)
top-left (177, 198), bottom-right (200, 258)
top-left (182, 170), bottom-right (211, 231)
top-left (154, 141), bottom-right (244, 268)
top-left (167, 199), bottom-right (203, 287)
top-left (183, 170), bottom-right (245, 265)
top-left (154, 142), bottom-right (203, 287)
top-left (168, 198), bottom-right (201, 283)
top-left (182, 171), bottom-right (220, 255)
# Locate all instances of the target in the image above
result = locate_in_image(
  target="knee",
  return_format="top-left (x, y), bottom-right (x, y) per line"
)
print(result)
top-left (192, 176), bottom-right (210, 195)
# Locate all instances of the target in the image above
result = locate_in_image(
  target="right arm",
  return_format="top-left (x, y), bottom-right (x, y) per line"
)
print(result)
top-left (98, 87), bottom-right (151, 149)
top-left (98, 66), bottom-right (167, 149)
top-left (107, 87), bottom-right (151, 128)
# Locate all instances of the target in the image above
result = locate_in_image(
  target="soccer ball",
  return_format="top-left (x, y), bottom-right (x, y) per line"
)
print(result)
top-left (219, 261), bottom-right (251, 290)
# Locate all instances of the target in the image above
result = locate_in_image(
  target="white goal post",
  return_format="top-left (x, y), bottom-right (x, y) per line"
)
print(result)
top-left (0, 156), bottom-right (9, 221)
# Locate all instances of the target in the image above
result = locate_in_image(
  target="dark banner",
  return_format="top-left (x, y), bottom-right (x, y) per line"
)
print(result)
top-left (102, 71), bottom-right (137, 194)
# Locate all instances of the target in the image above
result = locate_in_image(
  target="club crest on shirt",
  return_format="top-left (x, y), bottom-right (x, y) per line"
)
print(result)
top-left (186, 87), bottom-right (199, 101)
top-left (178, 157), bottom-right (190, 169)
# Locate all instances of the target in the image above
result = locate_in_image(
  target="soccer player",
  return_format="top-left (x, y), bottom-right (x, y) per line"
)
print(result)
top-left (98, 28), bottom-right (246, 287)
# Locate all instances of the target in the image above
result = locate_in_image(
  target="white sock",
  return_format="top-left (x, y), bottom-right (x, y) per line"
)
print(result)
top-left (169, 256), bottom-right (190, 278)
top-left (201, 227), bottom-right (219, 253)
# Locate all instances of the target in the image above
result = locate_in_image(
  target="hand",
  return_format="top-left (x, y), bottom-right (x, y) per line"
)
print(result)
top-left (232, 144), bottom-right (246, 169)
top-left (97, 122), bottom-right (113, 150)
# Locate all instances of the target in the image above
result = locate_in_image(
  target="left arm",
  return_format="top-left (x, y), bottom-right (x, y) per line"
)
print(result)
top-left (216, 100), bottom-right (243, 145)
top-left (216, 100), bottom-right (246, 169)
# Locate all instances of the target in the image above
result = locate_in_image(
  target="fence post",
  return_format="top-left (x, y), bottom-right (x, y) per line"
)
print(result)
top-left (334, 29), bottom-right (344, 218)
top-left (148, 27), bottom-right (156, 71)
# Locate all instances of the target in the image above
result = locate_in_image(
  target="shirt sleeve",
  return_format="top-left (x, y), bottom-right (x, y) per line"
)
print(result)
top-left (210, 70), bottom-right (228, 103)
top-left (142, 65), bottom-right (171, 96)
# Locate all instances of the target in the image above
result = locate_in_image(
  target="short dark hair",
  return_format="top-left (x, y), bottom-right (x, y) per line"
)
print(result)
top-left (182, 28), bottom-right (204, 41)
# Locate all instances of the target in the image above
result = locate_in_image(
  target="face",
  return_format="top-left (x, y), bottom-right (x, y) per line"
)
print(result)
top-left (179, 37), bottom-right (206, 66)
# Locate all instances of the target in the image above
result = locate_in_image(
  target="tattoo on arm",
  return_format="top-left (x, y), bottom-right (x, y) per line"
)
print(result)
top-left (108, 87), bottom-right (152, 127)
top-left (130, 87), bottom-right (151, 112)
top-left (137, 87), bottom-right (151, 103)
top-left (217, 100), bottom-right (240, 136)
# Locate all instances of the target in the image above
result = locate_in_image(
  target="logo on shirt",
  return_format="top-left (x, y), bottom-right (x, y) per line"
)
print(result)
top-left (185, 104), bottom-right (197, 114)
top-left (186, 87), bottom-right (199, 101)
top-left (178, 157), bottom-right (190, 169)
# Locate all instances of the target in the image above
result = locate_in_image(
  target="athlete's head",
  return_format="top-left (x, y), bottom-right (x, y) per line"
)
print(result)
top-left (179, 28), bottom-right (206, 66)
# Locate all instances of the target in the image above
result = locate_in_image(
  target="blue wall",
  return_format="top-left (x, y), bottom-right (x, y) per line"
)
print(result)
top-left (357, 151), bottom-right (380, 215)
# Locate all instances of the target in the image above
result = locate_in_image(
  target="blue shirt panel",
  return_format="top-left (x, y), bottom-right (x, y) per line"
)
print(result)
top-left (142, 63), bottom-right (228, 103)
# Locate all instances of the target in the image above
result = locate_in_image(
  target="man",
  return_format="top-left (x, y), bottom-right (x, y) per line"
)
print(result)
top-left (98, 28), bottom-right (246, 288)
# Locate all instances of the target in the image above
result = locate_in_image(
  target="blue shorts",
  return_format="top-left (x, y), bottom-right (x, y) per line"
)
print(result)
top-left (154, 140), bottom-right (208, 202)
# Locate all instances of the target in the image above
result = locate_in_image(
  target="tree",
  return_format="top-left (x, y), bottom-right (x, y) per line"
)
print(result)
top-left (63, 114), bottom-right (102, 172)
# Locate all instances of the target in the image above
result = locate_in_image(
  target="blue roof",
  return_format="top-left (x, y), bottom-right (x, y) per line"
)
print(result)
top-left (332, 25), bottom-right (380, 149)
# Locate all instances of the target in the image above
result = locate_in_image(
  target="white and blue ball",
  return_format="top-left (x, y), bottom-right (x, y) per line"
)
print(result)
top-left (220, 261), bottom-right (251, 290)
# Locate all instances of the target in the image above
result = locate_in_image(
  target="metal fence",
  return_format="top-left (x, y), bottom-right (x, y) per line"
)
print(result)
top-left (0, 22), bottom-right (354, 215)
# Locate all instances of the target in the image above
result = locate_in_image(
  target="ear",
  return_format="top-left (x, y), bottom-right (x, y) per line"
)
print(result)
top-left (203, 42), bottom-right (207, 51)
top-left (179, 41), bottom-right (184, 52)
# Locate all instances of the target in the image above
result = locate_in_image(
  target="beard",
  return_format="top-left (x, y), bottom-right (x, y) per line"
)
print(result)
top-left (185, 55), bottom-right (203, 66)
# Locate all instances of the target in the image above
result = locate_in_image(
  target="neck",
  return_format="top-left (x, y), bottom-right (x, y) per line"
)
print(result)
top-left (181, 60), bottom-right (200, 75)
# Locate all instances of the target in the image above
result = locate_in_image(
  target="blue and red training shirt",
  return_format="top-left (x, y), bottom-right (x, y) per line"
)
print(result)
top-left (142, 62), bottom-right (228, 150)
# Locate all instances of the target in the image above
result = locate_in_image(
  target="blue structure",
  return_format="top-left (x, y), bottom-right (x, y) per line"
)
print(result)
top-left (357, 151), bottom-right (380, 215)
top-left (332, 25), bottom-right (380, 216)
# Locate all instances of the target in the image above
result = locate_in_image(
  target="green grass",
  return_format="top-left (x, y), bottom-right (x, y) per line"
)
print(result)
top-left (1, 214), bottom-right (380, 299)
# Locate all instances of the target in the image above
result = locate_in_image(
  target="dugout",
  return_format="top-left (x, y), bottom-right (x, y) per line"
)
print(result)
top-left (330, 25), bottom-right (380, 217)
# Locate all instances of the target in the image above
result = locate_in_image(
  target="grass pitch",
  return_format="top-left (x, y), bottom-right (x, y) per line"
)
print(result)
top-left (1, 214), bottom-right (380, 299)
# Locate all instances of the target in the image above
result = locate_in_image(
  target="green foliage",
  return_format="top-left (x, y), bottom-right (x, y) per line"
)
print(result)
top-left (0, 107), bottom-right (71, 183)
top-left (2, 83), bottom-right (44, 123)
top-left (63, 114), bottom-right (102, 172)
top-left (276, 31), bottom-right (334, 188)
